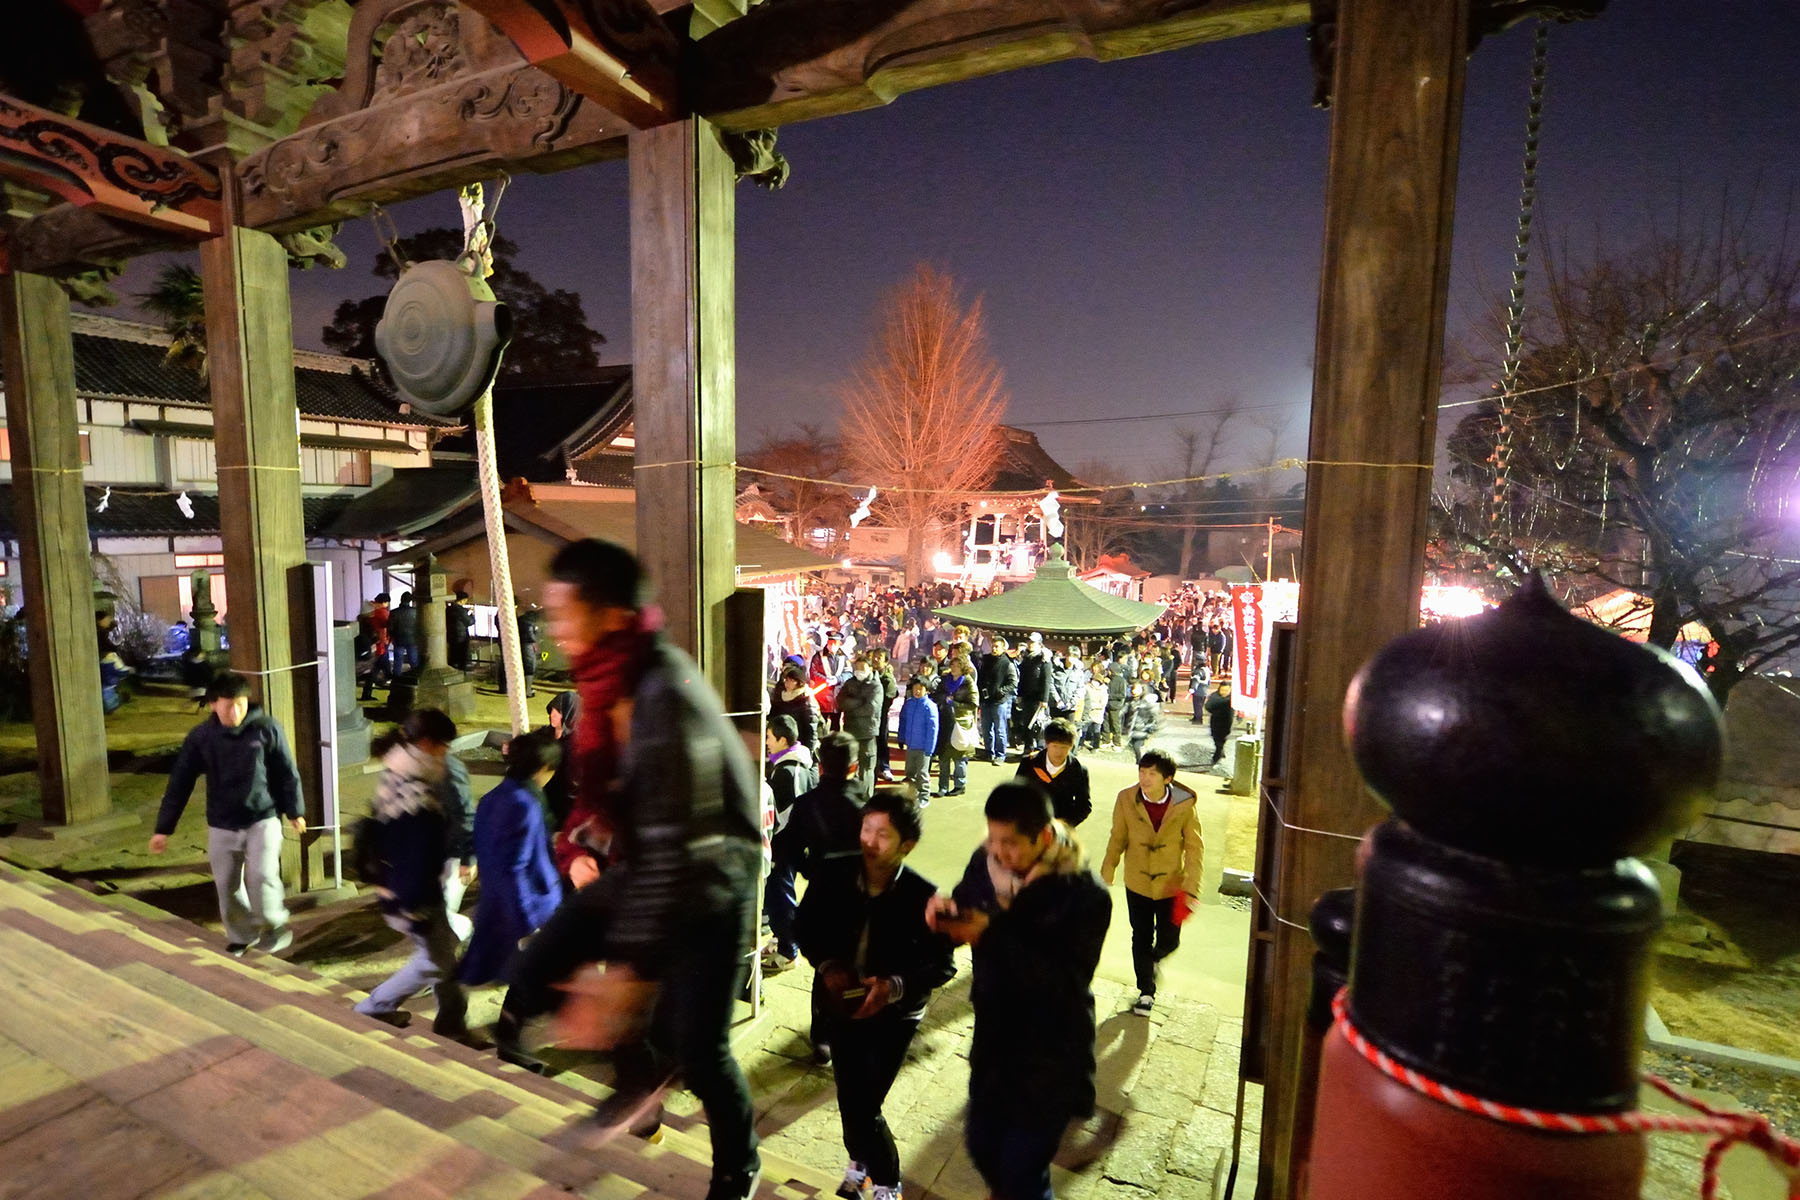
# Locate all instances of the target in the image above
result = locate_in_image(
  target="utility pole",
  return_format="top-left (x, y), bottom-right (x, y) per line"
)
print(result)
top-left (1267, 517), bottom-right (1277, 581)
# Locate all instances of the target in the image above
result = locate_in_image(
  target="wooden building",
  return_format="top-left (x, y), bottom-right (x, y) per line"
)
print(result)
top-left (0, 2), bottom-right (1593, 1194)
top-left (0, 314), bottom-right (444, 623)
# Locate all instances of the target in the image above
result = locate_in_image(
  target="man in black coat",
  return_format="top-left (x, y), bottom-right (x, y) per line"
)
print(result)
top-left (778, 733), bottom-right (865, 882)
top-left (976, 636), bottom-right (1019, 762)
top-left (797, 791), bottom-right (954, 1200)
top-left (389, 592), bottom-right (420, 677)
top-left (494, 540), bottom-right (764, 1200)
top-left (1013, 719), bottom-right (1092, 826)
top-left (446, 589), bottom-right (475, 671)
top-left (1012, 635), bottom-right (1051, 756)
top-left (928, 785), bottom-right (1110, 1200)
top-left (1205, 681), bottom-right (1236, 767)
top-left (762, 715), bottom-right (819, 970)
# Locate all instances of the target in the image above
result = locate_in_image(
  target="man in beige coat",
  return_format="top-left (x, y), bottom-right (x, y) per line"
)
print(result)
top-left (1100, 749), bottom-right (1203, 1016)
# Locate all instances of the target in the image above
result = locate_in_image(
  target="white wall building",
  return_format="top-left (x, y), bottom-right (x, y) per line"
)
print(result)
top-left (0, 313), bottom-right (448, 626)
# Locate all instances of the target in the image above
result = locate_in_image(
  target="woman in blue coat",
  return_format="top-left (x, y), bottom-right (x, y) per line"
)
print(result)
top-left (458, 731), bottom-right (564, 986)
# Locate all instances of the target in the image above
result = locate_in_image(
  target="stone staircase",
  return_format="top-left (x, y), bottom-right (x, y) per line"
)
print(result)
top-left (0, 862), bottom-right (833, 1200)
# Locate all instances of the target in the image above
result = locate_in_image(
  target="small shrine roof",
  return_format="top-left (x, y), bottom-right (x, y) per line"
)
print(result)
top-left (933, 543), bottom-right (1166, 636)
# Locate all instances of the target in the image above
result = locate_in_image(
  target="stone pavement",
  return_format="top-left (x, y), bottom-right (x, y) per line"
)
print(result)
top-left (731, 942), bottom-right (1260, 1200)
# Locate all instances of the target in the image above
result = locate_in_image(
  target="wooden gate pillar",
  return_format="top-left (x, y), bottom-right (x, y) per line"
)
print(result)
top-left (0, 271), bottom-right (111, 824)
top-left (629, 117), bottom-right (737, 694)
top-left (200, 220), bottom-right (322, 842)
top-left (1259, 0), bottom-right (1470, 1195)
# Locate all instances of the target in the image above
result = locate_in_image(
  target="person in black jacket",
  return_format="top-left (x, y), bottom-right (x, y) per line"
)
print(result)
top-left (769, 661), bottom-right (823, 754)
top-left (494, 540), bottom-right (764, 1200)
top-left (389, 592), bottom-right (420, 677)
top-left (149, 672), bottom-right (304, 956)
top-left (776, 731), bottom-right (865, 1063)
top-left (835, 655), bottom-right (882, 801)
top-left (1013, 719), bottom-right (1092, 826)
top-left (762, 715), bottom-right (818, 971)
top-left (778, 733), bottom-right (865, 883)
top-left (542, 690), bottom-right (580, 833)
top-left (798, 790), bottom-right (954, 1200)
top-left (1205, 681), bottom-right (1236, 767)
top-left (927, 785), bottom-right (1110, 1200)
top-left (352, 709), bottom-right (469, 1038)
top-left (446, 588), bottom-right (475, 671)
top-left (976, 637), bottom-right (1019, 763)
top-left (1011, 636), bottom-right (1051, 756)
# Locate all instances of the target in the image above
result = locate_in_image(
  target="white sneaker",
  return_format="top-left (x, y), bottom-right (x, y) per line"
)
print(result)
top-left (1132, 993), bottom-right (1154, 1016)
top-left (836, 1161), bottom-right (869, 1199)
top-left (871, 1186), bottom-right (903, 1200)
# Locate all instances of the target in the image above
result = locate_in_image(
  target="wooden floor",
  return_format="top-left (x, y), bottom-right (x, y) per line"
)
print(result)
top-left (0, 863), bottom-right (832, 1200)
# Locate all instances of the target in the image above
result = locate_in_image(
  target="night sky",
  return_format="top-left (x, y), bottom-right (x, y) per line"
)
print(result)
top-left (125, 0), bottom-right (1800, 484)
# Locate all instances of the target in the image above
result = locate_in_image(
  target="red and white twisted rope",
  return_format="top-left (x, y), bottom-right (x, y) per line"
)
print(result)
top-left (1330, 990), bottom-right (1800, 1199)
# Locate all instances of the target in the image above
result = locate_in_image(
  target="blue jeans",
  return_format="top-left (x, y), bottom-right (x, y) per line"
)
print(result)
top-left (966, 1103), bottom-right (1067, 1200)
top-left (764, 857), bottom-right (799, 959)
top-left (981, 699), bottom-right (1013, 760)
top-left (355, 908), bottom-right (467, 1030)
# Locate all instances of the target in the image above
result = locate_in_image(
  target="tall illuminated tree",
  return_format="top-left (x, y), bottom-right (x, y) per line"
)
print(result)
top-left (841, 265), bottom-right (1008, 583)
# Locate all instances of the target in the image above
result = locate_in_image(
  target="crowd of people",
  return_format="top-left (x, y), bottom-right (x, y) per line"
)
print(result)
top-left (768, 599), bottom-right (1242, 800)
top-left (145, 549), bottom-right (1224, 1200)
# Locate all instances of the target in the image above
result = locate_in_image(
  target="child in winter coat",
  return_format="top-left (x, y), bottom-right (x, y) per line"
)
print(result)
top-left (1078, 674), bottom-right (1109, 751)
top-left (353, 709), bottom-right (469, 1038)
top-left (1128, 672), bottom-right (1163, 761)
top-left (897, 675), bottom-right (941, 803)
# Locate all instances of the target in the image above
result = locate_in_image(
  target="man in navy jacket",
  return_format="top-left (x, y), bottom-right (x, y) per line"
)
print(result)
top-left (150, 672), bottom-right (304, 955)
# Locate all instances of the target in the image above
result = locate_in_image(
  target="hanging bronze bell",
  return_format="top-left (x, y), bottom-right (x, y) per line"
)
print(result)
top-left (374, 260), bottom-right (514, 417)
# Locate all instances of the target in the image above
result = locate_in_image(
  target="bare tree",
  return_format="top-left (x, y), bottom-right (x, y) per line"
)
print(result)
top-left (1165, 395), bottom-right (1245, 579)
top-left (1062, 458), bottom-right (1135, 572)
top-left (739, 423), bottom-right (851, 549)
top-left (1444, 201), bottom-right (1800, 700)
top-left (840, 265), bottom-right (1008, 583)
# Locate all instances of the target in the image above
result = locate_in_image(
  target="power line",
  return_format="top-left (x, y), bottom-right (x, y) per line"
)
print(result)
top-left (1013, 398), bottom-right (1308, 429)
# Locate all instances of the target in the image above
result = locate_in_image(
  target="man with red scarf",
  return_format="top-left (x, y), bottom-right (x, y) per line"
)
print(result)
top-left (492, 540), bottom-right (763, 1200)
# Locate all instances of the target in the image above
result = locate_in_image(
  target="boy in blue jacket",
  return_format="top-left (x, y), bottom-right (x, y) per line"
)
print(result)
top-left (150, 672), bottom-right (304, 955)
top-left (896, 676), bottom-right (940, 804)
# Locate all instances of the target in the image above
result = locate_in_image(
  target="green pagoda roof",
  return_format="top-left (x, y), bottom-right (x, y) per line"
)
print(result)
top-left (932, 543), bottom-right (1167, 637)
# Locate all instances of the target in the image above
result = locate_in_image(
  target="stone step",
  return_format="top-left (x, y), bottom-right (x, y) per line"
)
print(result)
top-left (0, 863), bottom-right (840, 1199)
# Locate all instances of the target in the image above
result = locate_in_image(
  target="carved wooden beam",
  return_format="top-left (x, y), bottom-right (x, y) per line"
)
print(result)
top-left (691, 0), bottom-right (1309, 131)
top-left (0, 92), bottom-right (222, 235)
top-left (457, 0), bottom-right (680, 128)
top-left (234, 0), bottom-right (633, 233)
top-left (12, 0), bottom-right (1305, 268)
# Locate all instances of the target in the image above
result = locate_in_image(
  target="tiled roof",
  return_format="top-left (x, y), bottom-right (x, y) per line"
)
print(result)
top-left (984, 426), bottom-right (1087, 493)
top-left (324, 467), bottom-right (479, 540)
top-left (432, 368), bottom-right (634, 481)
top-left (0, 485), bottom-right (351, 539)
top-left (932, 544), bottom-right (1165, 635)
top-left (55, 313), bottom-right (435, 429)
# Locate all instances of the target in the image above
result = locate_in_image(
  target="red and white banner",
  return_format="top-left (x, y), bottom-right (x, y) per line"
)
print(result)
top-left (1229, 582), bottom-right (1298, 721)
top-left (1230, 585), bottom-right (1266, 719)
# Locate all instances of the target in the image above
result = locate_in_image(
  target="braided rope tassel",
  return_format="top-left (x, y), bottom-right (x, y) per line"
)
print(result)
top-left (1490, 23), bottom-right (1552, 549)
top-left (1331, 991), bottom-right (1800, 1198)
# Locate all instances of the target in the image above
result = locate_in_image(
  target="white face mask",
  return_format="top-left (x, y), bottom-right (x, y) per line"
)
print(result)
top-left (854, 666), bottom-right (872, 681)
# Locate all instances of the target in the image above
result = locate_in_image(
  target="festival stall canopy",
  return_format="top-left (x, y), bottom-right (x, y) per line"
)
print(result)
top-left (932, 543), bottom-right (1166, 637)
